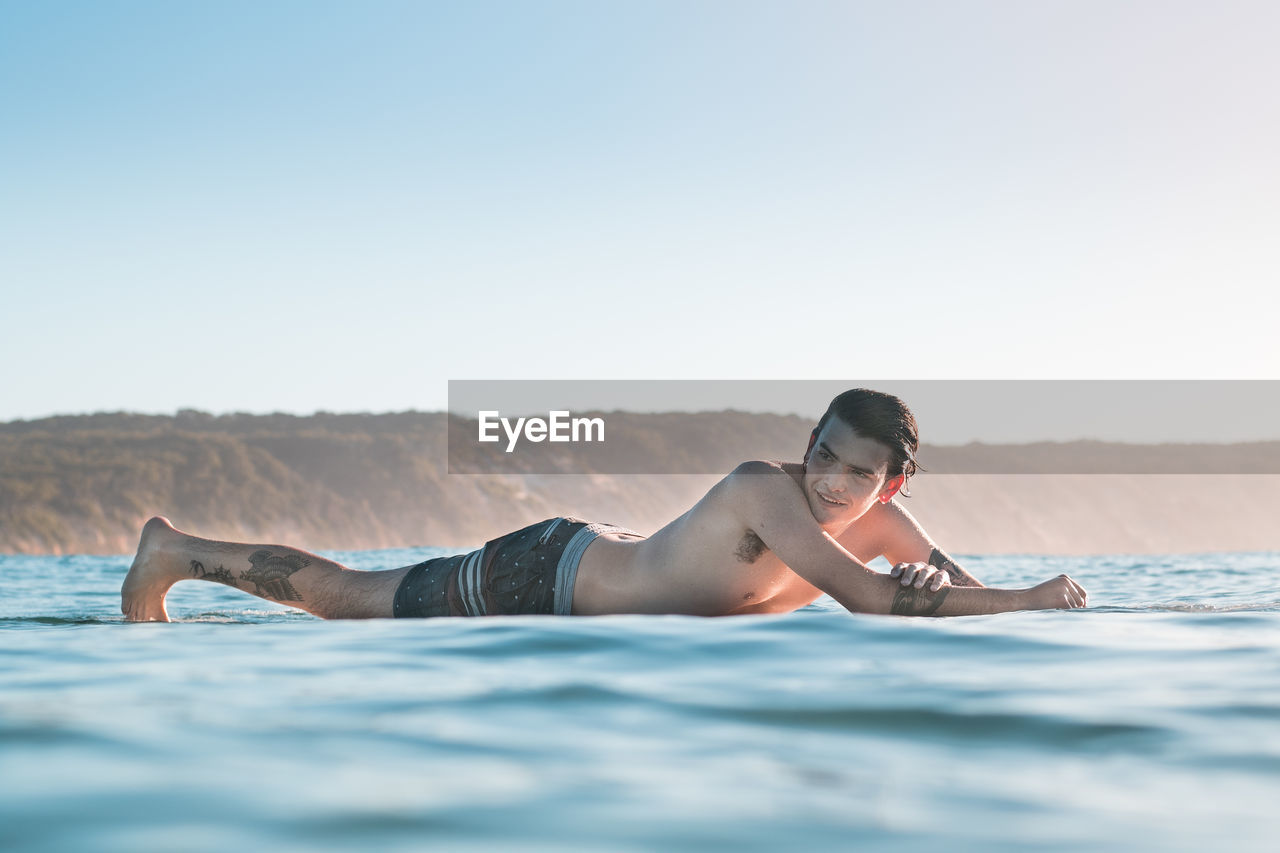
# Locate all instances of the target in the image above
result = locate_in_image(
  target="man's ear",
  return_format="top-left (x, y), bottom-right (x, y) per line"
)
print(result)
top-left (804, 430), bottom-right (818, 464)
top-left (879, 474), bottom-right (905, 503)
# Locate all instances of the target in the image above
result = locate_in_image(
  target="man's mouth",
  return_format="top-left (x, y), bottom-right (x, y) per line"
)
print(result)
top-left (816, 491), bottom-right (845, 507)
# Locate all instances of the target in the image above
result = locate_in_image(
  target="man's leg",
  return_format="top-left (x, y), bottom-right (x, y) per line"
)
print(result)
top-left (121, 516), bottom-right (412, 622)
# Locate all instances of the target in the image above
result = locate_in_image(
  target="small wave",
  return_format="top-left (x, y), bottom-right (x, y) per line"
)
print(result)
top-left (0, 615), bottom-right (117, 627)
top-left (0, 721), bottom-right (125, 748)
top-left (677, 703), bottom-right (1173, 751)
top-left (1139, 601), bottom-right (1280, 613)
top-left (167, 608), bottom-right (315, 624)
top-left (1186, 703), bottom-right (1280, 721)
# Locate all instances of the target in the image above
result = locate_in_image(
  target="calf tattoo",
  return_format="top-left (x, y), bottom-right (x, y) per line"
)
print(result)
top-left (190, 560), bottom-right (237, 586)
top-left (929, 547), bottom-right (980, 587)
top-left (239, 550), bottom-right (308, 602)
top-left (890, 584), bottom-right (950, 616)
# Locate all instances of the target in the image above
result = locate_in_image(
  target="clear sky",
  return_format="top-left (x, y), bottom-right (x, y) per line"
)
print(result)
top-left (2, 0), bottom-right (1277, 422)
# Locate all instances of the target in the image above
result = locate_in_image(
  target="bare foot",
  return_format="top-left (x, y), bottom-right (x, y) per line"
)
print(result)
top-left (121, 516), bottom-right (189, 622)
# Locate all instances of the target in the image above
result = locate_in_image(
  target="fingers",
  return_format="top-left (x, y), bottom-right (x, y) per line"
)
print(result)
top-left (913, 565), bottom-right (949, 591)
top-left (893, 562), bottom-right (927, 586)
top-left (891, 563), bottom-right (950, 591)
top-left (913, 566), bottom-right (941, 590)
top-left (1057, 574), bottom-right (1089, 608)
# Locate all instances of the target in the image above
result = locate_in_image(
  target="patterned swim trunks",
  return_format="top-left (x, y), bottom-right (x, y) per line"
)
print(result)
top-left (392, 517), bottom-right (639, 618)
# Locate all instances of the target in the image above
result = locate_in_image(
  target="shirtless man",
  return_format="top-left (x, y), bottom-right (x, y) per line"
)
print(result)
top-left (121, 389), bottom-right (1087, 622)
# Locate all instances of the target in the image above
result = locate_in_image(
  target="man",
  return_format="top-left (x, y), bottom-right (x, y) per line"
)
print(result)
top-left (121, 389), bottom-right (1086, 622)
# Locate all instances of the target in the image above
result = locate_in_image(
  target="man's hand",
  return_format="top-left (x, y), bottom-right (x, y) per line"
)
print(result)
top-left (889, 562), bottom-right (952, 593)
top-left (1022, 575), bottom-right (1088, 610)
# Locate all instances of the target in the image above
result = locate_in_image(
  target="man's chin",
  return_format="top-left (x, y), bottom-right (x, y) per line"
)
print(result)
top-left (810, 498), bottom-right (849, 524)
top-left (814, 501), bottom-right (872, 531)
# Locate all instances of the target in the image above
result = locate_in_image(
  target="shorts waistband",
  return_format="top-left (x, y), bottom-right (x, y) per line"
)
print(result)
top-left (553, 521), bottom-right (637, 616)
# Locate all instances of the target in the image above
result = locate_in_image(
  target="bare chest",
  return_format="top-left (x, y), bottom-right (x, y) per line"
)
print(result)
top-left (724, 527), bottom-right (879, 610)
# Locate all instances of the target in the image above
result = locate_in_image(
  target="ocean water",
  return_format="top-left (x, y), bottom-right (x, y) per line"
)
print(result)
top-left (2, 548), bottom-right (1279, 852)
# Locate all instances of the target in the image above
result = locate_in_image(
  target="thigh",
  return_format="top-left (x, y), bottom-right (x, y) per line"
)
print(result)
top-left (390, 553), bottom-right (471, 618)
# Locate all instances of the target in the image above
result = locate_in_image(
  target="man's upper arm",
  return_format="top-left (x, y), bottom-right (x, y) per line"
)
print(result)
top-left (874, 500), bottom-right (984, 588)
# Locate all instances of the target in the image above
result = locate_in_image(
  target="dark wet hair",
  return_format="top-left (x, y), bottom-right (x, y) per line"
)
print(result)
top-left (813, 388), bottom-right (921, 485)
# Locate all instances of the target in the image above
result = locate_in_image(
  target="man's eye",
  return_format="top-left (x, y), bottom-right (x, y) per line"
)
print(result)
top-left (818, 450), bottom-right (833, 460)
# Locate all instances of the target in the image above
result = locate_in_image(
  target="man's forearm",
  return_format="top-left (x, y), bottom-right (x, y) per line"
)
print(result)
top-left (929, 547), bottom-right (984, 588)
top-left (887, 582), bottom-right (1026, 616)
top-left (836, 573), bottom-right (1027, 617)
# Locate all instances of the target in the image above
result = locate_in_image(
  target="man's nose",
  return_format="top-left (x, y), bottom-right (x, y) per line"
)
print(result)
top-left (820, 477), bottom-right (847, 494)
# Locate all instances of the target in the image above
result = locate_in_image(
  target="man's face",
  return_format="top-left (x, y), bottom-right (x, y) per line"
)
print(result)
top-left (802, 416), bottom-right (902, 529)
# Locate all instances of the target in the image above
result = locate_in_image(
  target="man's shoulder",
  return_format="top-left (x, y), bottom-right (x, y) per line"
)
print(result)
top-left (848, 497), bottom-right (916, 535)
top-left (730, 459), bottom-right (787, 477)
top-left (875, 497), bottom-right (925, 532)
top-left (726, 460), bottom-right (801, 491)
top-left (719, 460), bottom-right (805, 510)
top-left (730, 459), bottom-right (804, 478)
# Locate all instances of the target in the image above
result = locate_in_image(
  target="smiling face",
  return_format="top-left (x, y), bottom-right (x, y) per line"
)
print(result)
top-left (802, 415), bottom-right (904, 530)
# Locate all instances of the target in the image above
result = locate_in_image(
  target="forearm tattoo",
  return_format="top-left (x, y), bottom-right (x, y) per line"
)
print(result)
top-left (238, 550), bottom-right (309, 602)
top-left (190, 560), bottom-right (238, 586)
top-left (929, 547), bottom-right (981, 587)
top-left (890, 584), bottom-right (950, 616)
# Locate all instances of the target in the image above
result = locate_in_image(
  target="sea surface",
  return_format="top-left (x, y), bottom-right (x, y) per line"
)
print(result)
top-left (2, 547), bottom-right (1279, 851)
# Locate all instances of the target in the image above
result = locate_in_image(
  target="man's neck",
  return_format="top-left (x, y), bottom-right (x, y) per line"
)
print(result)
top-left (821, 518), bottom-right (858, 538)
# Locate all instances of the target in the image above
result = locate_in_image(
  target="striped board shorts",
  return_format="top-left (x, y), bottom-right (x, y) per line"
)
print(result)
top-left (392, 517), bottom-right (638, 618)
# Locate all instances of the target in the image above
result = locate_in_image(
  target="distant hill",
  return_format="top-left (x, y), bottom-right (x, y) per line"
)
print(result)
top-left (0, 410), bottom-right (807, 554)
top-left (2, 410), bottom-right (1278, 555)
